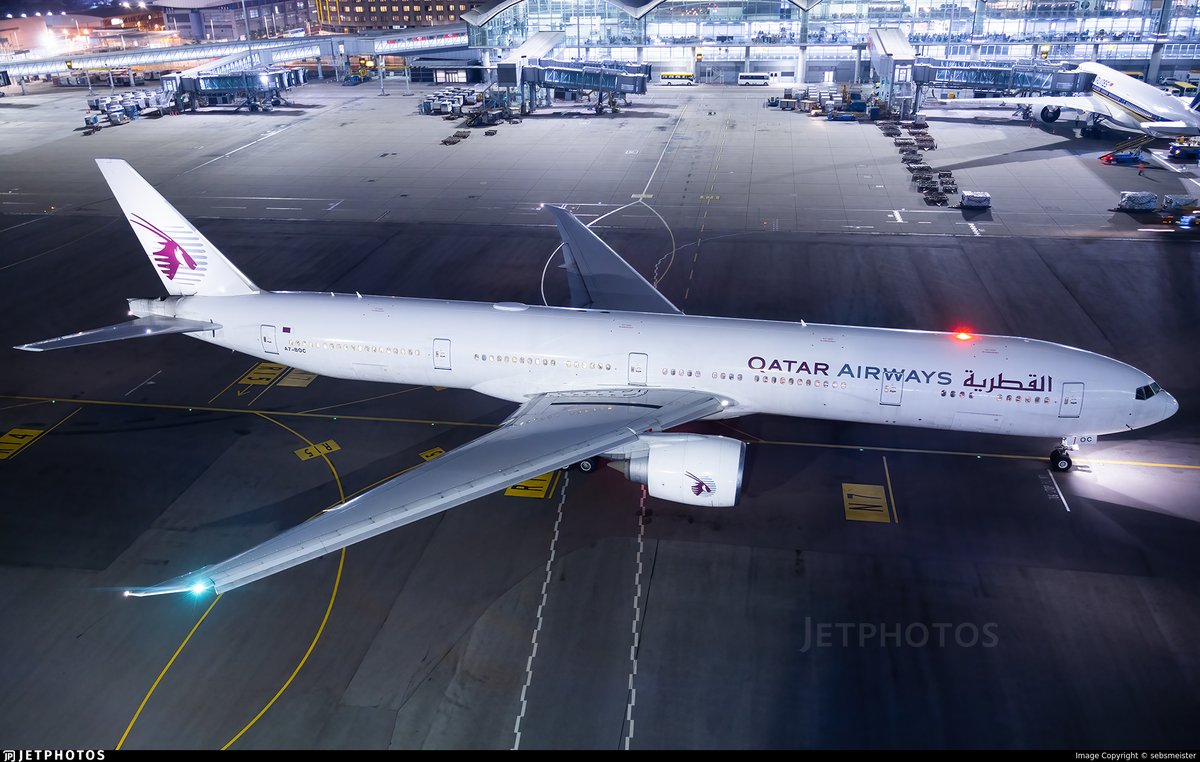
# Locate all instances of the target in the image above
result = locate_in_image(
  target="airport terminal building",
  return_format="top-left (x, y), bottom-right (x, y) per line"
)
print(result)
top-left (456, 0), bottom-right (1200, 83)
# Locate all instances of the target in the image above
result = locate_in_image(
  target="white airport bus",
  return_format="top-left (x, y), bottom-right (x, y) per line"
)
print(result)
top-left (660, 71), bottom-right (696, 85)
top-left (737, 72), bottom-right (771, 86)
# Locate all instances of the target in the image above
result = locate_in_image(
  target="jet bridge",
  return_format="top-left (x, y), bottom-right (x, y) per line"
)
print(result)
top-left (0, 28), bottom-right (470, 79)
top-left (161, 67), bottom-right (306, 111)
top-left (868, 27), bottom-right (916, 114)
top-left (912, 60), bottom-right (1094, 95)
top-left (496, 31), bottom-right (567, 88)
top-left (525, 59), bottom-right (649, 94)
top-left (496, 33), bottom-right (649, 114)
top-left (1, 38), bottom-right (311, 78)
top-left (176, 42), bottom-right (323, 78)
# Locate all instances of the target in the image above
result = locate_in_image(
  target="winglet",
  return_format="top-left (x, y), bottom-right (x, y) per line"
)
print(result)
top-left (544, 206), bottom-right (681, 315)
top-left (124, 576), bottom-right (216, 598)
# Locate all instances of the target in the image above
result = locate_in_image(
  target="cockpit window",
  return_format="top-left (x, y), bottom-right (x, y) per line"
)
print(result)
top-left (1135, 383), bottom-right (1160, 401)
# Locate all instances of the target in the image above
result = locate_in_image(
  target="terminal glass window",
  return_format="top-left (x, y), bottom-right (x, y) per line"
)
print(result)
top-left (461, 0), bottom-right (1192, 71)
top-left (470, 0), bottom-right (647, 51)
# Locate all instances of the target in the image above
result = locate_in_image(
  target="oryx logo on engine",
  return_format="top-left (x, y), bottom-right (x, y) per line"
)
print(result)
top-left (685, 471), bottom-right (716, 497)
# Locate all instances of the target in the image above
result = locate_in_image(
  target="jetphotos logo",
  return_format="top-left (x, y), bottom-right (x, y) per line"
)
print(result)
top-left (130, 214), bottom-right (200, 282)
top-left (3, 752), bottom-right (106, 761)
top-left (685, 471), bottom-right (716, 497)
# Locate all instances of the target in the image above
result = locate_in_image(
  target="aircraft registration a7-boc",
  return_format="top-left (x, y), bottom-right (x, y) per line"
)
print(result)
top-left (18, 160), bottom-right (1178, 597)
top-left (925, 62), bottom-right (1200, 137)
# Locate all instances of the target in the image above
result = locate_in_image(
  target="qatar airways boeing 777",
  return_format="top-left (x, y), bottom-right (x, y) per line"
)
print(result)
top-left (17, 160), bottom-right (1178, 597)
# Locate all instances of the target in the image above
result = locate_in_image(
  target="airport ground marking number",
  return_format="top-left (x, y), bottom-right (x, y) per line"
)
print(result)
top-left (0, 428), bottom-right (44, 459)
top-left (505, 471), bottom-right (560, 499)
top-left (295, 439), bottom-right (341, 461)
top-left (420, 447), bottom-right (445, 461)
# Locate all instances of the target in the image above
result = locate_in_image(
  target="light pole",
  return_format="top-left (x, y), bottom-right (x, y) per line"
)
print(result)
top-left (239, 0), bottom-right (253, 42)
top-left (239, 0), bottom-right (254, 109)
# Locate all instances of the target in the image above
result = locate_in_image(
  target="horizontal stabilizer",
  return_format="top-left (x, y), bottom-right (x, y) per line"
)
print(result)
top-left (544, 205), bottom-right (681, 315)
top-left (15, 315), bottom-right (220, 352)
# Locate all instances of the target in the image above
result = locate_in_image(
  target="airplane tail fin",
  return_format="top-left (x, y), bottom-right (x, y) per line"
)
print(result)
top-left (96, 159), bottom-right (259, 297)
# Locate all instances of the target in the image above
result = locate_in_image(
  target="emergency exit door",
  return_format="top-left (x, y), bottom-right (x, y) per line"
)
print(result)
top-left (260, 324), bottom-right (278, 355)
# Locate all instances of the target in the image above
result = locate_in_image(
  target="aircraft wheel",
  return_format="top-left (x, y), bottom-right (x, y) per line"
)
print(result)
top-left (1050, 449), bottom-right (1073, 472)
top-left (577, 458), bottom-right (596, 473)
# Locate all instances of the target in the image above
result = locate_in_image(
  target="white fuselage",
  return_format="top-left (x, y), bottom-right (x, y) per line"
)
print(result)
top-left (1078, 62), bottom-right (1200, 135)
top-left (134, 291), bottom-right (1175, 440)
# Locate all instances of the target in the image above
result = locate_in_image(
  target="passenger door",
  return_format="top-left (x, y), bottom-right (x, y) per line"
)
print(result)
top-left (628, 353), bottom-right (648, 386)
top-left (260, 324), bottom-right (278, 355)
top-left (1058, 382), bottom-right (1084, 418)
top-left (879, 377), bottom-right (903, 406)
top-left (433, 338), bottom-right (451, 371)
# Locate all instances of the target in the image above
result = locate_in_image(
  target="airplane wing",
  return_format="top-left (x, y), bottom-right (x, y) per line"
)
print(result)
top-left (125, 387), bottom-right (722, 597)
top-left (15, 315), bottom-right (221, 352)
top-left (545, 205), bottom-right (681, 315)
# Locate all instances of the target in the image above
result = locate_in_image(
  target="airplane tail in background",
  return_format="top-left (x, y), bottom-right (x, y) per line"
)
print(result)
top-left (96, 159), bottom-right (259, 297)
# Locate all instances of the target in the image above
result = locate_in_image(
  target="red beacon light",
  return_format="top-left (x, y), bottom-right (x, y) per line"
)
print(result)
top-left (954, 331), bottom-right (974, 341)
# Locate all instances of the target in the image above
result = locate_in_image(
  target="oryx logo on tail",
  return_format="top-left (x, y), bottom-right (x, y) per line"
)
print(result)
top-left (130, 214), bottom-right (198, 281)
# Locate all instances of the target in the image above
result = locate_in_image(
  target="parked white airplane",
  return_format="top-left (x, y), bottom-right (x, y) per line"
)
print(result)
top-left (926, 62), bottom-right (1200, 137)
top-left (17, 160), bottom-right (1178, 596)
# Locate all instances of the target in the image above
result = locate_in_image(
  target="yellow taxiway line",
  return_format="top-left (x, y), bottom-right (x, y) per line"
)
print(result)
top-left (0, 394), bottom-right (497, 430)
top-left (222, 549), bottom-right (346, 749)
top-left (116, 594), bottom-right (224, 749)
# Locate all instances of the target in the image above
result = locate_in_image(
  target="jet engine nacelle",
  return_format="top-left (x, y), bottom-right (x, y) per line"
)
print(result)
top-left (605, 433), bottom-right (745, 507)
top-left (1036, 106), bottom-right (1062, 124)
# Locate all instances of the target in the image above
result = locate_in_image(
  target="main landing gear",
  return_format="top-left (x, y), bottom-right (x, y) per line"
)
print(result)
top-left (563, 457), bottom-right (597, 472)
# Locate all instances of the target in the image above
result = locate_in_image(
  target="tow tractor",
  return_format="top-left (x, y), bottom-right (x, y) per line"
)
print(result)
top-left (1099, 150), bottom-right (1143, 165)
top-left (1168, 138), bottom-right (1200, 162)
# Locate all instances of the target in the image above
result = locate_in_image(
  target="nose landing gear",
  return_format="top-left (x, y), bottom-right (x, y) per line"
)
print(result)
top-left (1050, 435), bottom-right (1092, 471)
top-left (1050, 447), bottom-right (1073, 472)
